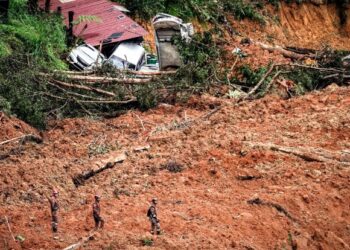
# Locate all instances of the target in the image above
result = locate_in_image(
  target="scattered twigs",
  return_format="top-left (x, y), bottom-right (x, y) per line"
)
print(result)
top-left (0, 134), bottom-right (43, 147)
top-left (148, 107), bottom-right (221, 138)
top-left (263, 70), bottom-right (282, 95)
top-left (4, 216), bottom-right (16, 243)
top-left (289, 64), bottom-right (345, 73)
top-left (134, 113), bottom-right (146, 131)
top-left (247, 198), bottom-right (296, 221)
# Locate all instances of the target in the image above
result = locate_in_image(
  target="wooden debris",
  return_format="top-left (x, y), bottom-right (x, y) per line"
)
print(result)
top-left (4, 216), bottom-right (16, 243)
top-left (0, 134), bottom-right (43, 147)
top-left (51, 79), bottom-right (116, 97)
top-left (244, 141), bottom-right (350, 166)
top-left (133, 145), bottom-right (151, 152)
top-left (247, 198), bottom-right (296, 222)
top-left (62, 231), bottom-right (96, 250)
top-left (236, 175), bottom-right (262, 181)
top-left (72, 153), bottom-right (127, 187)
top-left (58, 74), bottom-right (152, 84)
top-left (241, 63), bottom-right (276, 101)
top-left (255, 41), bottom-right (311, 60)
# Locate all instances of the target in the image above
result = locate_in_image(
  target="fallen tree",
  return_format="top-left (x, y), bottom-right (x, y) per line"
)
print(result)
top-left (72, 153), bottom-right (127, 187)
top-left (0, 134), bottom-right (43, 146)
top-left (244, 141), bottom-right (350, 166)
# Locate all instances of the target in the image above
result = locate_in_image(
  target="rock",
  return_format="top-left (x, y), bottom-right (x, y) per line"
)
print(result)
top-left (302, 194), bottom-right (310, 204)
top-left (239, 212), bottom-right (253, 219)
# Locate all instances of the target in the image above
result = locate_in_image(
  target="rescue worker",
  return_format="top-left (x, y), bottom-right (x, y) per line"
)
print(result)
top-left (92, 194), bottom-right (104, 230)
top-left (147, 198), bottom-right (161, 235)
top-left (47, 189), bottom-right (59, 233)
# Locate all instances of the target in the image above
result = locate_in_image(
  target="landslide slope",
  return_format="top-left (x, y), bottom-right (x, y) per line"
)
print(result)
top-left (0, 85), bottom-right (349, 249)
top-left (232, 2), bottom-right (350, 50)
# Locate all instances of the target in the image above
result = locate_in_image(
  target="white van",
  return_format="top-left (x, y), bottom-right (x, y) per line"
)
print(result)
top-left (106, 42), bottom-right (146, 71)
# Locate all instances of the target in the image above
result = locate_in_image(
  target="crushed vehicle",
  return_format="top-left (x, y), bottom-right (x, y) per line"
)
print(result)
top-left (105, 42), bottom-right (146, 71)
top-left (67, 44), bottom-right (105, 71)
top-left (342, 54), bottom-right (350, 68)
top-left (152, 13), bottom-right (194, 71)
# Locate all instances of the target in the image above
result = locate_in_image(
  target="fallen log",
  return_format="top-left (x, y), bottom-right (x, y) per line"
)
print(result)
top-left (51, 80), bottom-right (116, 97)
top-left (61, 74), bottom-right (152, 84)
top-left (247, 198), bottom-right (296, 221)
top-left (285, 46), bottom-right (316, 55)
top-left (255, 41), bottom-right (310, 60)
top-left (72, 153), bottom-right (127, 187)
top-left (0, 134), bottom-right (43, 147)
top-left (244, 142), bottom-right (350, 166)
top-left (63, 231), bottom-right (96, 250)
top-left (54, 70), bottom-right (176, 76)
top-left (236, 175), bottom-right (262, 181)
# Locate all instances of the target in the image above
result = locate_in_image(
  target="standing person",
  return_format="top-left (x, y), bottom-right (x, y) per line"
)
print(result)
top-left (147, 198), bottom-right (161, 235)
top-left (92, 194), bottom-right (104, 230)
top-left (47, 189), bottom-right (59, 234)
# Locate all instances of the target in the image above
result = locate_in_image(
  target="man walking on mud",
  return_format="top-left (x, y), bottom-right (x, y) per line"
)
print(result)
top-left (92, 194), bottom-right (104, 230)
top-left (147, 198), bottom-right (161, 235)
top-left (47, 189), bottom-right (59, 234)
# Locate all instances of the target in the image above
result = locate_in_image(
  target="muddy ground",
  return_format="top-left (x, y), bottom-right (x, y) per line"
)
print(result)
top-left (0, 84), bottom-right (349, 249)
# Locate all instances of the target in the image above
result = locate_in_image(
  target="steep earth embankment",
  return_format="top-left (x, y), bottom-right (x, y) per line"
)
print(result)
top-left (233, 2), bottom-right (350, 50)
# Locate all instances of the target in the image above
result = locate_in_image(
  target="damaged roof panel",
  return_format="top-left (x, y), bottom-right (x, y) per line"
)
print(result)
top-left (39, 0), bottom-right (148, 46)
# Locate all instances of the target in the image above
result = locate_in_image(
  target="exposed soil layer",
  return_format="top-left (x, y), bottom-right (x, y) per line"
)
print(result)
top-left (1, 85), bottom-right (349, 249)
top-left (234, 3), bottom-right (350, 51)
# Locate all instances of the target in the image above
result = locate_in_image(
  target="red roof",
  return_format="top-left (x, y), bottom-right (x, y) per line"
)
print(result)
top-left (39, 0), bottom-right (148, 46)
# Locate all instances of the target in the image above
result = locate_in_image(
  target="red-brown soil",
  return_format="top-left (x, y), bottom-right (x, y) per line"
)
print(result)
top-left (1, 85), bottom-right (349, 249)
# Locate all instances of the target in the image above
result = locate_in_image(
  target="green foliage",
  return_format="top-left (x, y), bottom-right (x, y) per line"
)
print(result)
top-left (134, 84), bottom-right (160, 111)
top-left (0, 0), bottom-right (69, 128)
top-left (285, 69), bottom-right (323, 95)
top-left (140, 237), bottom-right (153, 246)
top-left (0, 54), bottom-right (49, 128)
top-left (172, 31), bottom-right (221, 88)
top-left (223, 0), bottom-right (265, 23)
top-left (115, 0), bottom-right (265, 24)
top-left (0, 0), bottom-right (67, 69)
top-left (239, 65), bottom-right (268, 88)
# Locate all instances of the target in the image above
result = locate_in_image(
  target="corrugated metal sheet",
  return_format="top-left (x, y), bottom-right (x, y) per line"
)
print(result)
top-left (39, 0), bottom-right (147, 46)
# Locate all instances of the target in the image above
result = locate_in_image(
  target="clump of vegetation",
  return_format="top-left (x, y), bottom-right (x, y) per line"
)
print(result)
top-left (161, 160), bottom-right (184, 173)
top-left (115, 0), bottom-right (265, 24)
top-left (140, 237), bottom-right (154, 246)
top-left (0, 0), bottom-right (68, 128)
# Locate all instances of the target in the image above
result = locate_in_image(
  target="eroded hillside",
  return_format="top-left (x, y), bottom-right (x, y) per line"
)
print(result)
top-left (1, 1), bottom-right (350, 250)
top-left (1, 84), bottom-right (349, 249)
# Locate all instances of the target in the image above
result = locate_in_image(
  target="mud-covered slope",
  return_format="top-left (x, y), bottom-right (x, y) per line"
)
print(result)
top-left (232, 2), bottom-right (350, 50)
top-left (1, 85), bottom-right (349, 249)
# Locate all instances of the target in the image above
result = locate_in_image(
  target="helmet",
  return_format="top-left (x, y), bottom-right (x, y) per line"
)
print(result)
top-left (152, 198), bottom-right (158, 204)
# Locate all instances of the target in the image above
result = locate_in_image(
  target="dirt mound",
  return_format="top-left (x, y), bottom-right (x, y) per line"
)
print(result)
top-left (1, 85), bottom-right (349, 249)
top-left (0, 112), bottom-right (37, 141)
